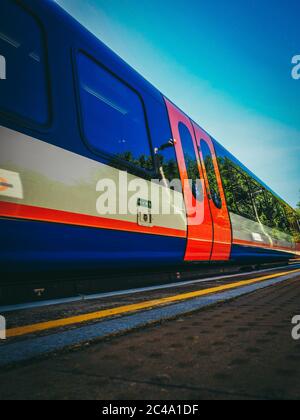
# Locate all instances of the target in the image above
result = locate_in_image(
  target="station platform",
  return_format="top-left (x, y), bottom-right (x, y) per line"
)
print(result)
top-left (0, 265), bottom-right (300, 400)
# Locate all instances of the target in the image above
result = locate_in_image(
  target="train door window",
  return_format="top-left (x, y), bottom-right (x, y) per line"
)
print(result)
top-left (178, 123), bottom-right (202, 200)
top-left (0, 0), bottom-right (49, 124)
top-left (76, 51), bottom-right (153, 172)
top-left (200, 140), bottom-right (222, 209)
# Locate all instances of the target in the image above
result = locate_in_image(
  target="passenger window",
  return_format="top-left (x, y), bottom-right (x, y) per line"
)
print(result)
top-left (215, 157), bottom-right (237, 213)
top-left (228, 166), bottom-right (254, 219)
top-left (178, 123), bottom-right (203, 200)
top-left (155, 141), bottom-right (180, 184)
top-left (250, 183), bottom-right (289, 232)
top-left (0, 0), bottom-right (49, 124)
top-left (200, 140), bottom-right (222, 209)
top-left (76, 52), bottom-right (153, 172)
top-left (284, 205), bottom-right (300, 240)
top-left (250, 182), bottom-right (270, 226)
top-left (276, 200), bottom-right (290, 232)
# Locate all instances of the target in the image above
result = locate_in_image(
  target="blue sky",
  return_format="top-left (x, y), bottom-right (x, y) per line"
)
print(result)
top-left (56, 0), bottom-right (300, 207)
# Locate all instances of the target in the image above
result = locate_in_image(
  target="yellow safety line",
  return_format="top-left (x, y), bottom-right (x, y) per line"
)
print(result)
top-left (6, 268), bottom-right (300, 338)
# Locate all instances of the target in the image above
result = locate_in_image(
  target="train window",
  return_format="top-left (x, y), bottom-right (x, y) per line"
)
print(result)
top-left (263, 191), bottom-right (277, 227)
top-left (284, 204), bottom-right (300, 240)
top-left (0, 0), bottom-right (49, 125)
top-left (249, 183), bottom-right (290, 232)
top-left (178, 123), bottom-right (203, 200)
top-left (263, 190), bottom-right (288, 231)
top-left (272, 197), bottom-right (288, 232)
top-left (76, 52), bottom-right (153, 172)
top-left (228, 166), bottom-right (255, 220)
top-left (276, 200), bottom-right (290, 232)
top-left (155, 141), bottom-right (180, 185)
top-left (250, 182), bottom-right (271, 227)
top-left (215, 157), bottom-right (238, 213)
top-left (200, 140), bottom-right (222, 209)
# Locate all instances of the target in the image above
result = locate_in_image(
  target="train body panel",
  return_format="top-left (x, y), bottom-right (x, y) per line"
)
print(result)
top-left (0, 0), bottom-right (299, 277)
top-left (0, 125), bottom-right (187, 271)
top-left (0, 126), bottom-right (187, 235)
top-left (0, 218), bottom-right (186, 274)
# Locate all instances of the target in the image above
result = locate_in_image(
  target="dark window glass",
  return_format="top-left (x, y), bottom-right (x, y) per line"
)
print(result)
top-left (264, 191), bottom-right (278, 227)
top-left (250, 182), bottom-right (292, 233)
top-left (200, 140), bottom-right (222, 209)
top-left (77, 52), bottom-right (153, 172)
top-left (217, 157), bottom-right (255, 219)
top-left (216, 157), bottom-right (237, 213)
top-left (276, 200), bottom-right (291, 232)
top-left (178, 123), bottom-right (203, 200)
top-left (214, 143), bottom-right (298, 236)
top-left (269, 194), bottom-right (287, 232)
top-left (258, 190), bottom-right (285, 231)
top-left (228, 166), bottom-right (255, 219)
top-left (0, 0), bottom-right (49, 124)
top-left (250, 181), bottom-right (271, 226)
top-left (284, 205), bottom-right (300, 241)
top-left (155, 141), bottom-right (180, 184)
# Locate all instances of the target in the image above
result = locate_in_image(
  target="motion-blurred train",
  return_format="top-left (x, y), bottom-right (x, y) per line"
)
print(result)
top-left (0, 0), bottom-right (299, 279)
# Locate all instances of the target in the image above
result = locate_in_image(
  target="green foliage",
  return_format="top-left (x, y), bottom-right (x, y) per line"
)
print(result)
top-left (217, 156), bottom-right (300, 240)
top-left (115, 151), bottom-right (153, 172)
top-left (218, 157), bottom-right (255, 220)
top-left (203, 155), bottom-right (221, 208)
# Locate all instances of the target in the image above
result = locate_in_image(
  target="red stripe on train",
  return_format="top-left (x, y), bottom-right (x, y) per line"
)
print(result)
top-left (0, 201), bottom-right (187, 239)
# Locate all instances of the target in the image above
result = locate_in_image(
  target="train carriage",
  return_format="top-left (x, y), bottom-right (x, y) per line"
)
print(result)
top-left (0, 0), bottom-right (299, 280)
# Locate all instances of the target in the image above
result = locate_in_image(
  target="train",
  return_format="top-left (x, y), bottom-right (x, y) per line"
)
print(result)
top-left (0, 0), bottom-right (299, 281)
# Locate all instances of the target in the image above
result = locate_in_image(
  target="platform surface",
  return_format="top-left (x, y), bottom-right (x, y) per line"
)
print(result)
top-left (0, 272), bottom-right (300, 400)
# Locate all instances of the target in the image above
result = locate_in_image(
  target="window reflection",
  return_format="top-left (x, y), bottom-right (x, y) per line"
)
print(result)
top-left (77, 52), bottom-right (153, 172)
top-left (178, 123), bottom-right (203, 201)
top-left (200, 140), bottom-right (222, 209)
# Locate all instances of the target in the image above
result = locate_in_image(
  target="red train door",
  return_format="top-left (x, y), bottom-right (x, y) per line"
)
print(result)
top-left (165, 99), bottom-right (213, 261)
top-left (192, 123), bottom-right (232, 260)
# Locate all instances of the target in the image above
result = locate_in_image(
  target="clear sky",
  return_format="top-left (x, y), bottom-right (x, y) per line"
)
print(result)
top-left (56, 0), bottom-right (300, 207)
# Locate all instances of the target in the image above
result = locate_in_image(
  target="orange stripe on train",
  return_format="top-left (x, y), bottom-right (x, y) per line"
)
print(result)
top-left (0, 201), bottom-right (187, 239)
